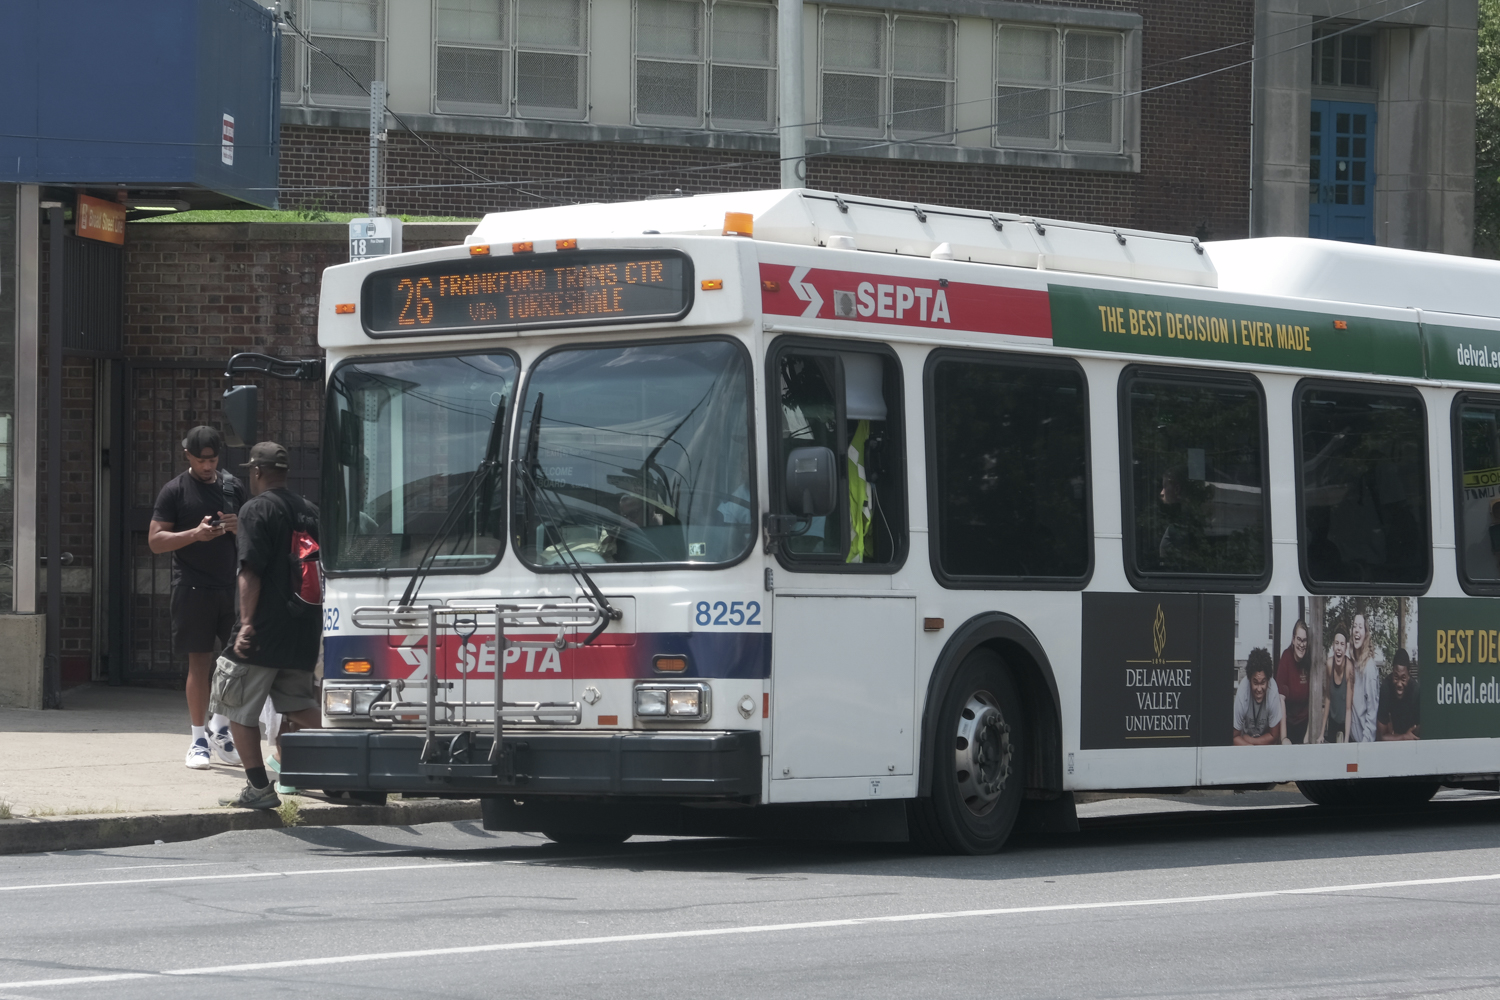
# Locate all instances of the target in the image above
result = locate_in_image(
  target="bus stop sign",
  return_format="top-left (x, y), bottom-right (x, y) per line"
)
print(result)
top-left (350, 217), bottom-right (403, 261)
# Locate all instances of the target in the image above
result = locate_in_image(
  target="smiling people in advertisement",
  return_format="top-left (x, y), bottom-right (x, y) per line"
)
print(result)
top-left (1232, 647), bottom-right (1283, 745)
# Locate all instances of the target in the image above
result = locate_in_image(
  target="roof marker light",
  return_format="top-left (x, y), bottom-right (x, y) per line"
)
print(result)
top-left (334, 303), bottom-right (356, 314)
top-left (512, 241), bottom-right (534, 254)
top-left (722, 212), bottom-right (753, 237)
top-left (556, 238), bottom-right (578, 250)
top-left (469, 244), bottom-right (491, 256)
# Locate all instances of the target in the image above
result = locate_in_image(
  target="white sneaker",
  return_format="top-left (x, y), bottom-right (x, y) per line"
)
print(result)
top-left (208, 726), bottom-right (241, 766)
top-left (185, 738), bottom-right (212, 770)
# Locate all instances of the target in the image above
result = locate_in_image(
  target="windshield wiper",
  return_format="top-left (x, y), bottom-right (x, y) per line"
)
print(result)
top-left (518, 392), bottom-right (622, 644)
top-left (397, 395), bottom-right (508, 609)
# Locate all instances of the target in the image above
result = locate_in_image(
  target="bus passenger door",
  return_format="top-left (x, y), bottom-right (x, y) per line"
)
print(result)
top-left (770, 595), bottom-right (916, 781)
top-left (765, 340), bottom-right (916, 792)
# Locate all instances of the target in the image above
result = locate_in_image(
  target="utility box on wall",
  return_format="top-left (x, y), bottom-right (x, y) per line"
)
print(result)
top-left (0, 0), bottom-right (281, 207)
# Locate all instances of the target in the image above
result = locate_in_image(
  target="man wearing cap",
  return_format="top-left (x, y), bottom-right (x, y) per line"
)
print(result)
top-left (211, 442), bottom-right (323, 809)
top-left (149, 425), bottom-right (246, 769)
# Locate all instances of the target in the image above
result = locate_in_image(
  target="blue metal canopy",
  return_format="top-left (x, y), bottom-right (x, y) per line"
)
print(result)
top-left (0, 0), bottom-right (281, 208)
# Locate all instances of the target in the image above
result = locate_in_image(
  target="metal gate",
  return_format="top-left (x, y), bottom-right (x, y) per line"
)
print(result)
top-left (123, 361), bottom-right (322, 685)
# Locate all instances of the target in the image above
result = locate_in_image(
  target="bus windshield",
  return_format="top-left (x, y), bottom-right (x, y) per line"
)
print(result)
top-left (514, 340), bottom-right (753, 567)
top-left (323, 353), bottom-right (517, 573)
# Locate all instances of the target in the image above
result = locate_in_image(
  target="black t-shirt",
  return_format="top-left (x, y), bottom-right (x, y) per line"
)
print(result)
top-left (222, 487), bottom-right (321, 672)
top-left (1378, 677), bottom-right (1421, 737)
top-left (151, 470), bottom-right (247, 589)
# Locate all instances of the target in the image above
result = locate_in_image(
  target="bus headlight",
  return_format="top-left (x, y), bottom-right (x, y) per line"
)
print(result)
top-left (635, 688), bottom-right (668, 716)
top-left (634, 683), bottom-right (711, 721)
top-left (325, 684), bottom-right (386, 718)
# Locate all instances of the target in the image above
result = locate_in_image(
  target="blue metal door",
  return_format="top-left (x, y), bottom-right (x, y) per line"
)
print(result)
top-left (1309, 100), bottom-right (1375, 243)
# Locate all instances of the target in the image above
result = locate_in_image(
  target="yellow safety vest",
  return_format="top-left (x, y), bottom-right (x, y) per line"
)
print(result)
top-left (847, 419), bottom-right (871, 563)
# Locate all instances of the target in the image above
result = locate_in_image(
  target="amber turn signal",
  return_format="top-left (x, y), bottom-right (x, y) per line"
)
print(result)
top-left (468, 244), bottom-right (491, 256)
top-left (334, 303), bottom-right (356, 314)
top-left (762, 280), bottom-right (779, 292)
top-left (1333, 320), bottom-right (1348, 329)
top-left (654, 655), bottom-right (688, 673)
top-left (343, 659), bottom-right (373, 674)
top-left (701, 279), bottom-right (724, 291)
top-left (722, 211), bottom-right (753, 237)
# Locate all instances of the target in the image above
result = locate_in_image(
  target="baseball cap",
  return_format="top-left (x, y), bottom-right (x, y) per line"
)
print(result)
top-left (242, 441), bottom-right (290, 469)
top-left (182, 426), bottom-right (223, 457)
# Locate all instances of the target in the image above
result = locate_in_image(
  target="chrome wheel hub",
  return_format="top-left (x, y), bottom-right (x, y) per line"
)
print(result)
top-left (954, 690), bottom-right (1012, 816)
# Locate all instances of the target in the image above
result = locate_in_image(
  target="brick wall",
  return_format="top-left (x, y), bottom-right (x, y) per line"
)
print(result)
top-left (279, 0), bottom-right (1251, 239)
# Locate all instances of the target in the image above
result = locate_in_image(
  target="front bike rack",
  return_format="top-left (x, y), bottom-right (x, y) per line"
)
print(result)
top-left (348, 601), bottom-right (606, 781)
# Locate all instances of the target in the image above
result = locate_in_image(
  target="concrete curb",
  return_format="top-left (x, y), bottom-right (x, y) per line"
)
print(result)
top-left (0, 798), bottom-right (483, 856)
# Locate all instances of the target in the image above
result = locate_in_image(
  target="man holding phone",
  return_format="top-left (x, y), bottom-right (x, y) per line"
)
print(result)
top-left (149, 425), bottom-right (247, 769)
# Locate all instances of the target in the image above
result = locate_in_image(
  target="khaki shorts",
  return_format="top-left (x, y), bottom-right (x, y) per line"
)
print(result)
top-left (209, 656), bottom-right (318, 726)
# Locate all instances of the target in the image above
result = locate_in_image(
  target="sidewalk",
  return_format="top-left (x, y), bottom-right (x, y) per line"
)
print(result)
top-left (0, 684), bottom-right (480, 854)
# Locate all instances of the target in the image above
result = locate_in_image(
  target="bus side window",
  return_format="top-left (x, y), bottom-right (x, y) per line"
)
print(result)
top-left (1123, 368), bottom-right (1270, 589)
top-left (1453, 395), bottom-right (1500, 591)
top-left (929, 354), bottom-right (1090, 583)
top-left (774, 345), bottom-right (905, 567)
top-left (1296, 383), bottom-right (1429, 589)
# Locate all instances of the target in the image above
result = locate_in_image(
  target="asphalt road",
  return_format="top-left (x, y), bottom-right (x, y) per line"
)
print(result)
top-left (2, 791), bottom-right (1499, 999)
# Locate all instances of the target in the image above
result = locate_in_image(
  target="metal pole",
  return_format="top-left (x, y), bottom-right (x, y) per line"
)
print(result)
top-left (44, 206), bottom-right (63, 709)
top-left (778, 0), bottom-right (805, 189)
top-left (368, 80), bottom-right (385, 217)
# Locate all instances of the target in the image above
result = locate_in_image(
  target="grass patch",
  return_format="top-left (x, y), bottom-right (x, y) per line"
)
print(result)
top-left (276, 796), bottom-right (304, 827)
top-left (137, 209), bottom-right (480, 225)
top-left (0, 800), bottom-right (11, 820)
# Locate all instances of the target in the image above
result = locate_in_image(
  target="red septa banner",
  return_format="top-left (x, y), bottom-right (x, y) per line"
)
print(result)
top-left (759, 263), bottom-right (1052, 340)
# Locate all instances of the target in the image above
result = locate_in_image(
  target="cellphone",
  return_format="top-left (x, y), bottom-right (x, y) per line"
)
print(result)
top-left (209, 516), bottom-right (223, 527)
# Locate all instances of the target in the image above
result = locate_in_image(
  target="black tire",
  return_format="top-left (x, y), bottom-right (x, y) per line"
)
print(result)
top-left (542, 829), bottom-right (631, 846)
top-left (909, 649), bottom-right (1027, 855)
top-left (1297, 778), bottom-right (1439, 808)
top-left (346, 790), bottom-right (388, 806)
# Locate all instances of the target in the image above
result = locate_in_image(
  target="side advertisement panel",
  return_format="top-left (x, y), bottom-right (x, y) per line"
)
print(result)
top-left (1082, 593), bottom-right (1500, 749)
top-left (1049, 285), bottom-right (1424, 378)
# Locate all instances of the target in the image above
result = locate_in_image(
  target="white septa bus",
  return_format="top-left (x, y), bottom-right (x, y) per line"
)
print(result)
top-left (281, 189), bottom-right (1500, 853)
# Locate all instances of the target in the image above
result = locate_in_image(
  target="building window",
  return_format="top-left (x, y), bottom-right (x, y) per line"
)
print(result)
top-left (820, 10), bottom-right (955, 142)
top-left (1312, 28), bottom-right (1373, 87)
top-left (307, 0), bottom-right (386, 107)
top-left (430, 0), bottom-right (588, 120)
top-left (995, 24), bottom-right (1123, 152)
top-left (633, 1), bottom-right (776, 129)
top-left (517, 0), bottom-right (588, 119)
top-left (435, 0), bottom-right (509, 115)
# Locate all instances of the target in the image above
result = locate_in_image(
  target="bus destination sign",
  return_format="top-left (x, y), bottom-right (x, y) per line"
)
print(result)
top-left (361, 249), bottom-right (693, 337)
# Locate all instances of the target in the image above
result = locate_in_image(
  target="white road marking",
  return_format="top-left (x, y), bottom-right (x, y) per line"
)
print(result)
top-left (1, 870), bottom-right (1497, 990)
top-left (97, 863), bottom-right (224, 872)
top-left (0, 861), bottom-right (487, 893)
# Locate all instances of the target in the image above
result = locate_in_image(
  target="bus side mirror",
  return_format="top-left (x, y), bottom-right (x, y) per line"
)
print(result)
top-left (785, 446), bottom-right (837, 517)
top-left (222, 385), bottom-right (259, 448)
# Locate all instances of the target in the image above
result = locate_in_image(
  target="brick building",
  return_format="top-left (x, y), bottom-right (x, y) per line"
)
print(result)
top-left (0, 0), bottom-right (1481, 696)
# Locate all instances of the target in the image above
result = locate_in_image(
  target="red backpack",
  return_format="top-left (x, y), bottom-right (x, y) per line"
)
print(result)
top-left (269, 490), bottom-right (323, 610)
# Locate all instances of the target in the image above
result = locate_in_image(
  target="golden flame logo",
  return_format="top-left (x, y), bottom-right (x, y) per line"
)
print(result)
top-left (1152, 604), bottom-right (1166, 661)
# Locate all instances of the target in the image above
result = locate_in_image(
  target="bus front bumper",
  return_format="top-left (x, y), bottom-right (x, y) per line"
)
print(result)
top-left (279, 729), bottom-right (762, 799)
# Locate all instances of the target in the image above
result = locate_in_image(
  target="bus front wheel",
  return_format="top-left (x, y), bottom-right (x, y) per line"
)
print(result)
top-left (910, 649), bottom-right (1027, 855)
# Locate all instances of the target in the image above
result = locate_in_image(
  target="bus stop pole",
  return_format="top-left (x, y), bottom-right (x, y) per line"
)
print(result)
top-left (778, 0), bottom-right (804, 189)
